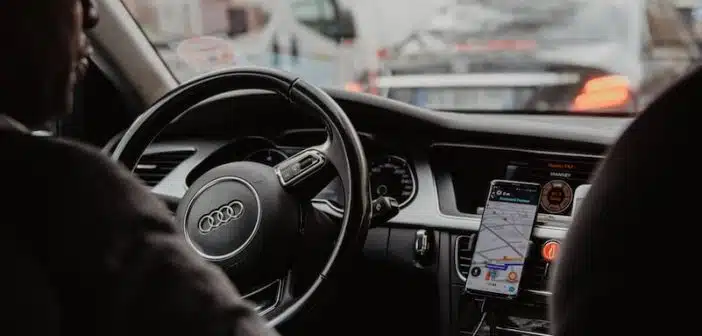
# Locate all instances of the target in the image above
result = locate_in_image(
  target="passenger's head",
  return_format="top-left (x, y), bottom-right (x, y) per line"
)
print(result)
top-left (0, 0), bottom-right (99, 128)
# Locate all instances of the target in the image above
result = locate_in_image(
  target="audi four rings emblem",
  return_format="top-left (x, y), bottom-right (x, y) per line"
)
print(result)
top-left (198, 201), bottom-right (245, 233)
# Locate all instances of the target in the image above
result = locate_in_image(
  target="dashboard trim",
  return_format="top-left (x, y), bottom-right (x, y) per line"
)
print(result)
top-left (276, 128), bottom-right (375, 144)
top-left (494, 326), bottom-right (551, 336)
top-left (430, 142), bottom-right (606, 159)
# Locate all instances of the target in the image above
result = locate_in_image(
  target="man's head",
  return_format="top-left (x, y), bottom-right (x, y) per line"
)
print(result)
top-left (0, 0), bottom-right (98, 128)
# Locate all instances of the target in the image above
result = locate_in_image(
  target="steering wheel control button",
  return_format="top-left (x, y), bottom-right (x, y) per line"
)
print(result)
top-left (414, 229), bottom-right (434, 265)
top-left (370, 196), bottom-right (400, 226)
top-left (541, 240), bottom-right (561, 263)
top-left (276, 150), bottom-right (325, 185)
top-left (184, 177), bottom-right (262, 261)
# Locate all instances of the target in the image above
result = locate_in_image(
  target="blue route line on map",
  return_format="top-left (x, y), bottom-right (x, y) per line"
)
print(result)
top-left (486, 263), bottom-right (523, 270)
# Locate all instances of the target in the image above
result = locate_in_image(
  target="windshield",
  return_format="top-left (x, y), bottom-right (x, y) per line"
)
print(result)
top-left (123, 0), bottom-right (701, 115)
top-left (427, 1), bottom-right (622, 43)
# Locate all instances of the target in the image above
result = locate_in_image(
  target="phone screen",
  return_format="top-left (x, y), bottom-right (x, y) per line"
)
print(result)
top-left (464, 180), bottom-right (541, 298)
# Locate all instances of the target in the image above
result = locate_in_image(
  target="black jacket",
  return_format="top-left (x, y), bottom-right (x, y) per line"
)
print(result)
top-left (0, 119), bottom-right (278, 335)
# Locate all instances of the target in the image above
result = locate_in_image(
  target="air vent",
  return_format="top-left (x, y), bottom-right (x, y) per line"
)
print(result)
top-left (455, 235), bottom-right (475, 280)
top-left (521, 238), bottom-right (557, 291)
top-left (135, 150), bottom-right (195, 187)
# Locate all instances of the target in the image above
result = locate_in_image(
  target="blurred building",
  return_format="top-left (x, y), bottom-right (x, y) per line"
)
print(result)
top-left (122, 0), bottom-right (270, 44)
top-left (122, 0), bottom-right (204, 44)
top-left (673, 0), bottom-right (702, 44)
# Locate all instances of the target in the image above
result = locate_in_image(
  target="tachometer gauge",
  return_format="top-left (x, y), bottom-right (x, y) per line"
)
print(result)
top-left (369, 156), bottom-right (416, 207)
top-left (540, 180), bottom-right (573, 214)
top-left (243, 148), bottom-right (288, 166)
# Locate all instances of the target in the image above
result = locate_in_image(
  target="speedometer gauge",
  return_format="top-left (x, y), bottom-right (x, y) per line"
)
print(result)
top-left (370, 156), bottom-right (416, 207)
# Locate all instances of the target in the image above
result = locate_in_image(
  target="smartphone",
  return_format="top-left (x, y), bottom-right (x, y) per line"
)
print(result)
top-left (464, 180), bottom-right (541, 299)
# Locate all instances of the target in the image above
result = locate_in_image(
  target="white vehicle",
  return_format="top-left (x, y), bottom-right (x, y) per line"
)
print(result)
top-left (123, 0), bottom-right (377, 88)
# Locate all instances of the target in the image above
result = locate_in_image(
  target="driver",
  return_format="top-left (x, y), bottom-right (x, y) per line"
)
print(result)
top-left (0, 1), bottom-right (279, 335)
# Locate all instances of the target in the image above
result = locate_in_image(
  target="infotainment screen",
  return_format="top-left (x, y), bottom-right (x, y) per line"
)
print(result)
top-left (505, 158), bottom-right (592, 216)
top-left (431, 145), bottom-right (599, 217)
top-left (441, 146), bottom-right (597, 217)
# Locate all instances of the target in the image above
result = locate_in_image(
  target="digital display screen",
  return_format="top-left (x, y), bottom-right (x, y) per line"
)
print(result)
top-left (434, 145), bottom-right (598, 217)
top-left (505, 158), bottom-right (592, 216)
top-left (464, 180), bottom-right (540, 298)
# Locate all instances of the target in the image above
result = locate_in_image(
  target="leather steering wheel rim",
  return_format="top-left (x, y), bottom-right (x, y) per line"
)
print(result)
top-left (111, 67), bottom-right (371, 327)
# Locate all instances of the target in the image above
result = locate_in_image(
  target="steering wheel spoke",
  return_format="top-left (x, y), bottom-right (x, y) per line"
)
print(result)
top-left (258, 272), bottom-right (295, 321)
top-left (274, 138), bottom-right (343, 200)
top-left (237, 270), bottom-right (298, 324)
top-left (240, 277), bottom-right (286, 317)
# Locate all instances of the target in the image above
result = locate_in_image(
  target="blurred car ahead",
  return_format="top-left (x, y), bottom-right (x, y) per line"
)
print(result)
top-left (372, 0), bottom-right (700, 114)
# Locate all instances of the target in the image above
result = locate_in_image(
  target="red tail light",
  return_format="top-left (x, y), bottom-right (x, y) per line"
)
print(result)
top-left (344, 71), bottom-right (379, 95)
top-left (571, 75), bottom-right (633, 112)
top-left (367, 71), bottom-right (379, 95)
top-left (344, 82), bottom-right (363, 93)
top-left (376, 48), bottom-right (389, 60)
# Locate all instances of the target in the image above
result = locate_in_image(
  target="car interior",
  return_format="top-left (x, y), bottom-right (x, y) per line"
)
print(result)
top-left (44, 1), bottom-right (696, 336)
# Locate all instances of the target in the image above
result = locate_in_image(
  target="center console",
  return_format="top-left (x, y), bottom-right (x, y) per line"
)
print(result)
top-left (430, 144), bottom-right (602, 336)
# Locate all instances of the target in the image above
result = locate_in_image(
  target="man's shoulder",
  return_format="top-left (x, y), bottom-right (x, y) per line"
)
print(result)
top-left (8, 132), bottom-right (136, 183)
top-left (2, 132), bottom-right (172, 226)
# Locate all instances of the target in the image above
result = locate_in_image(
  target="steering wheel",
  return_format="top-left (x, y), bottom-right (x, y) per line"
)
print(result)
top-left (111, 67), bottom-right (372, 327)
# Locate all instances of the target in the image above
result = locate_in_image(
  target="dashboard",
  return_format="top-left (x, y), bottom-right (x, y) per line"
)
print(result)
top-left (147, 131), bottom-right (417, 213)
top-left (129, 89), bottom-right (631, 336)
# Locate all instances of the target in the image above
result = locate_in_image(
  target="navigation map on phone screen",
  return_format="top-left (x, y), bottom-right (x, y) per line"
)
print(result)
top-left (464, 180), bottom-right (540, 298)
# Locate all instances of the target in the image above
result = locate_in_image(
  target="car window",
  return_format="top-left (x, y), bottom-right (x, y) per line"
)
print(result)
top-left (291, 0), bottom-right (335, 24)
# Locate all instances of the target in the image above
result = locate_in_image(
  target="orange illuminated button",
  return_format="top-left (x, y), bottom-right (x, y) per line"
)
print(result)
top-left (507, 271), bottom-right (518, 282)
top-left (541, 240), bottom-right (561, 262)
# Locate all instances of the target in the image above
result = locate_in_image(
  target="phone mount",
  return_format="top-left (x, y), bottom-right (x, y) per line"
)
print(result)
top-left (465, 297), bottom-right (506, 336)
top-left (463, 241), bottom-right (534, 336)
